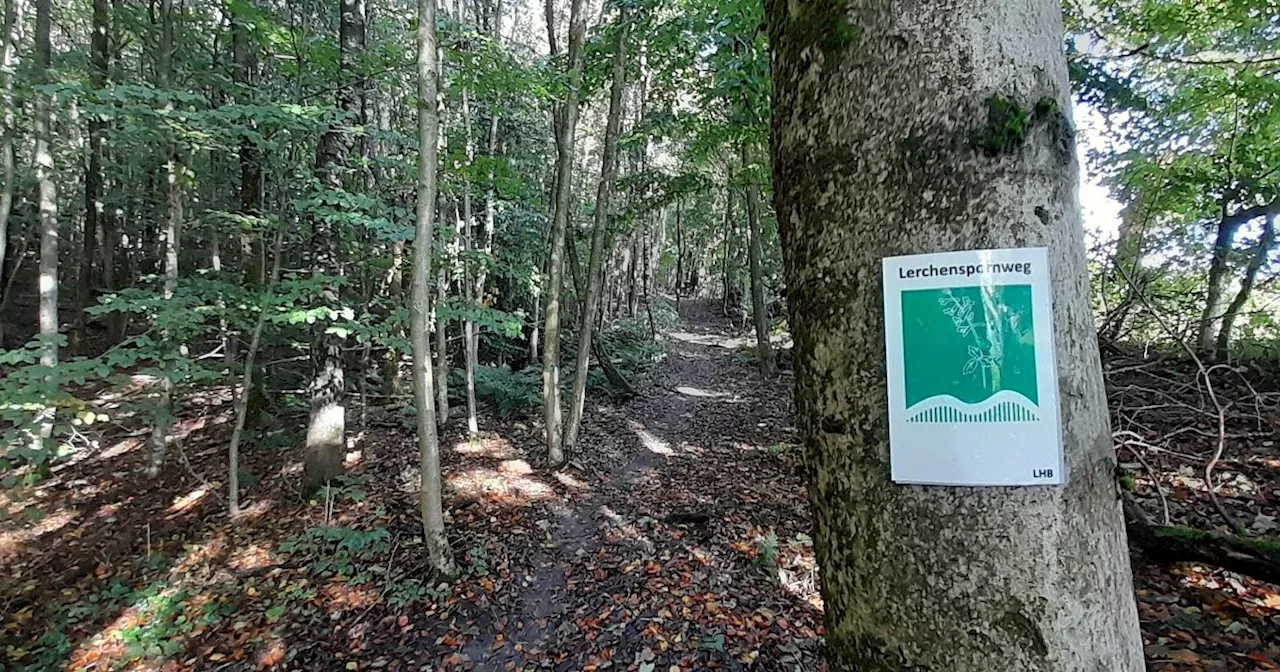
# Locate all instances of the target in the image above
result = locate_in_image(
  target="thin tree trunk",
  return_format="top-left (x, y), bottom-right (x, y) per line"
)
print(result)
top-left (303, 0), bottom-right (365, 494)
top-left (148, 0), bottom-right (182, 479)
top-left (460, 81), bottom-right (479, 437)
top-left (767, 2), bottom-right (1144, 669)
top-left (674, 200), bottom-right (683, 310)
top-left (385, 239), bottom-right (404, 393)
top-left (232, 4), bottom-right (266, 428)
top-left (433, 25), bottom-right (450, 429)
top-left (434, 232), bottom-right (450, 425)
top-left (541, 0), bottom-right (586, 466)
top-left (0, 0), bottom-right (22, 312)
top-left (1215, 215), bottom-right (1277, 358)
top-left (721, 167), bottom-right (734, 316)
top-left (1197, 211), bottom-right (1244, 353)
top-left (74, 0), bottom-right (109, 353)
top-left (33, 0), bottom-right (55, 446)
top-left (415, 0), bottom-right (455, 577)
top-left (1098, 191), bottom-right (1149, 343)
top-left (742, 143), bottom-right (775, 376)
top-left (564, 8), bottom-right (629, 451)
top-left (229, 224), bottom-right (283, 517)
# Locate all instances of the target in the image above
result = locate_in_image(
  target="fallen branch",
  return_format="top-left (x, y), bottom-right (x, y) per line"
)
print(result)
top-left (1123, 490), bottom-right (1280, 585)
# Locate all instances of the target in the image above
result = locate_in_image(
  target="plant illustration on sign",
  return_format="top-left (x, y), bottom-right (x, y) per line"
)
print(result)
top-left (902, 284), bottom-right (1038, 415)
top-left (940, 290), bottom-right (1000, 391)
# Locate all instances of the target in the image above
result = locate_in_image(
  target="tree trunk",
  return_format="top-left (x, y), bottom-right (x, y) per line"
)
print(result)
top-left (34, 0), bottom-right (55, 444)
top-left (564, 7), bottom-right (628, 452)
top-left (232, 5), bottom-right (266, 428)
top-left (1196, 215), bottom-right (1240, 352)
top-left (674, 200), bottom-right (683, 309)
top-left (742, 144), bottom-right (775, 376)
top-left (229, 224), bottom-right (284, 517)
top-left (0, 0), bottom-right (22, 308)
top-left (541, 0), bottom-right (586, 466)
top-left (74, 0), bottom-right (109, 354)
top-left (149, 0), bottom-right (182, 479)
top-left (303, 0), bottom-right (365, 494)
top-left (433, 27), bottom-right (450, 429)
top-left (767, 2), bottom-right (1144, 670)
top-left (721, 168), bottom-right (734, 316)
top-left (414, 0), bottom-right (455, 576)
top-left (1098, 191), bottom-right (1148, 343)
top-left (1215, 215), bottom-right (1276, 358)
top-left (460, 83), bottom-right (479, 437)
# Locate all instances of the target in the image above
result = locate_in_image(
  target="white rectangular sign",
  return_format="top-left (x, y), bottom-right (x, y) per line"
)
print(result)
top-left (882, 247), bottom-right (1064, 486)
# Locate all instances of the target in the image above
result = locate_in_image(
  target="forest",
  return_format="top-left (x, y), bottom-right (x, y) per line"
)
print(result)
top-left (0, 0), bottom-right (1277, 669)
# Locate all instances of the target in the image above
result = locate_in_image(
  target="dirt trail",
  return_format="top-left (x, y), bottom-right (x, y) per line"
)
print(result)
top-left (458, 301), bottom-right (821, 671)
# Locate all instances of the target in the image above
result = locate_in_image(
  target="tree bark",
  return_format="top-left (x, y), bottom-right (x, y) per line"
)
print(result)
top-left (229, 224), bottom-right (283, 517)
top-left (541, 0), bottom-right (586, 466)
top-left (34, 0), bottom-right (56, 444)
top-left (232, 5), bottom-right (267, 428)
top-left (742, 144), bottom-right (775, 376)
top-left (303, 0), bottom-right (365, 494)
top-left (1196, 215), bottom-right (1241, 353)
top-left (1215, 215), bottom-right (1276, 358)
top-left (414, 0), bottom-right (455, 576)
top-left (767, 2), bottom-right (1144, 670)
top-left (74, 0), bottom-right (110, 354)
top-left (564, 7), bottom-right (628, 451)
top-left (674, 200), bottom-right (683, 309)
top-left (721, 171), bottom-right (734, 316)
top-left (433, 25), bottom-right (450, 429)
top-left (0, 0), bottom-right (22, 311)
top-left (1098, 190), bottom-right (1149, 343)
top-left (149, 0), bottom-right (182, 479)
top-left (460, 82), bottom-right (479, 437)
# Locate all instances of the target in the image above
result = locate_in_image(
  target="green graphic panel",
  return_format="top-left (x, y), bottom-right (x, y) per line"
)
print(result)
top-left (901, 285), bottom-right (1038, 407)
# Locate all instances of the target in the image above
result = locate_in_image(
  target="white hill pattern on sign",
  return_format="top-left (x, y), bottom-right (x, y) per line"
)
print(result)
top-left (905, 390), bottom-right (1039, 424)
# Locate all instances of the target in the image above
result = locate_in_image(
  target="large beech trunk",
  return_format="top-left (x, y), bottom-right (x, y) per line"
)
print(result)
top-left (767, 2), bottom-right (1144, 669)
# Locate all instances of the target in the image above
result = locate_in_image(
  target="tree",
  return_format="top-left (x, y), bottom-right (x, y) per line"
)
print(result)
top-left (767, 1), bottom-right (1144, 669)
top-left (34, 0), bottom-right (56, 442)
top-left (742, 144), bottom-right (774, 377)
top-left (564, 6), bottom-right (629, 452)
top-left (413, 0), bottom-right (454, 577)
top-left (74, 0), bottom-right (110, 353)
top-left (541, 0), bottom-right (585, 466)
top-left (0, 0), bottom-right (21, 324)
top-left (148, 0), bottom-right (183, 478)
top-left (302, 0), bottom-right (367, 494)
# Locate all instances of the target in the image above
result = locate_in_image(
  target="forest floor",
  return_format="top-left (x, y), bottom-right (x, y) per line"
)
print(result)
top-left (2, 301), bottom-right (1280, 671)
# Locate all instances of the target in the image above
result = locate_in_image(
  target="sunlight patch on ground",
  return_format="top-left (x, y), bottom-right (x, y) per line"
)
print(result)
top-left (675, 386), bottom-right (728, 398)
top-left (68, 537), bottom-right (230, 671)
top-left (598, 504), bottom-right (654, 552)
top-left (554, 471), bottom-right (590, 490)
top-left (448, 462), bottom-right (554, 507)
top-left (233, 499), bottom-right (276, 521)
top-left (228, 543), bottom-right (281, 572)
top-left (631, 422), bottom-right (674, 456)
top-left (167, 487), bottom-right (208, 515)
top-left (97, 436), bottom-right (144, 461)
top-left (452, 435), bottom-right (515, 459)
top-left (0, 509), bottom-right (78, 559)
